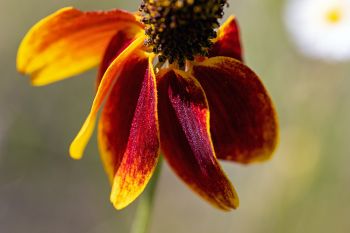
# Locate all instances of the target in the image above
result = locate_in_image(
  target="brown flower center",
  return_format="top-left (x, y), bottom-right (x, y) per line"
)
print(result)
top-left (139, 0), bottom-right (227, 66)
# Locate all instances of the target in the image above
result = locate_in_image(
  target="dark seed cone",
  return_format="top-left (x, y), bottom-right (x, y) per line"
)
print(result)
top-left (140, 0), bottom-right (227, 67)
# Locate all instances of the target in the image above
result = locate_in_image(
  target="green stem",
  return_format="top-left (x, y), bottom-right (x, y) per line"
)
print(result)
top-left (130, 158), bottom-right (163, 233)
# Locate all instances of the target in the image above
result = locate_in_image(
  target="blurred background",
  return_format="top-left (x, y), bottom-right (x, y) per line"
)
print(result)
top-left (1, 0), bottom-right (350, 232)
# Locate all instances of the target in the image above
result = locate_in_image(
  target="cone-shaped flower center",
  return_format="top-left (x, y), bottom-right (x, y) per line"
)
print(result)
top-left (140, 0), bottom-right (227, 66)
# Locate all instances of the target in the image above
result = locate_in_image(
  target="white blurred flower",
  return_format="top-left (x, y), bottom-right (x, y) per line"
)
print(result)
top-left (285, 0), bottom-right (350, 61)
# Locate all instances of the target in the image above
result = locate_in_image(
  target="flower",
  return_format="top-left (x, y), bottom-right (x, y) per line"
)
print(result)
top-left (17, 1), bottom-right (278, 211)
top-left (285, 0), bottom-right (350, 61)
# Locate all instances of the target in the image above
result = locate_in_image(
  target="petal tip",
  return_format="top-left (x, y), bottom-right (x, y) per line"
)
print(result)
top-left (69, 142), bottom-right (84, 160)
top-left (202, 184), bottom-right (240, 211)
top-left (16, 60), bottom-right (26, 75)
top-left (231, 196), bottom-right (240, 210)
top-left (109, 186), bottom-right (137, 210)
top-left (69, 115), bottom-right (97, 160)
top-left (16, 7), bottom-right (76, 74)
top-left (30, 77), bottom-right (47, 87)
top-left (218, 183), bottom-right (240, 211)
top-left (110, 198), bottom-right (130, 210)
top-left (17, 6), bottom-right (143, 86)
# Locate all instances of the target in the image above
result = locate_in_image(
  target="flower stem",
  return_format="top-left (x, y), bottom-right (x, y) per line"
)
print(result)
top-left (130, 158), bottom-right (163, 233)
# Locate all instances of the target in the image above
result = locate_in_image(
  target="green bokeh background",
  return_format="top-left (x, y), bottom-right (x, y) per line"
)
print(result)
top-left (1, 0), bottom-right (350, 232)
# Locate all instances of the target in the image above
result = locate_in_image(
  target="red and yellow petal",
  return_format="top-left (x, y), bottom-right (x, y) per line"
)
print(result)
top-left (97, 30), bottom-right (138, 87)
top-left (69, 36), bottom-right (145, 160)
top-left (191, 57), bottom-right (278, 164)
top-left (157, 69), bottom-right (239, 211)
top-left (17, 7), bottom-right (143, 86)
top-left (209, 16), bottom-right (243, 61)
top-left (98, 55), bottom-right (159, 210)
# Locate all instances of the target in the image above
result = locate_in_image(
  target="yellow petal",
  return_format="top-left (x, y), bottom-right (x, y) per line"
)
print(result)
top-left (17, 7), bottom-right (143, 86)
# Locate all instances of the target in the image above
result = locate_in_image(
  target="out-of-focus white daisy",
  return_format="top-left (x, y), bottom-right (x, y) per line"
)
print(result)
top-left (285, 0), bottom-right (350, 61)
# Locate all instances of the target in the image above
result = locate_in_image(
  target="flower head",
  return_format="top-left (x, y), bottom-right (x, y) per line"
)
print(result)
top-left (17, 1), bottom-right (278, 211)
top-left (285, 0), bottom-right (350, 61)
top-left (140, 0), bottom-right (227, 65)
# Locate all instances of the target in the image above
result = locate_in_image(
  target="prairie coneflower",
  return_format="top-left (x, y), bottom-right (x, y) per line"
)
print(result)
top-left (17, 1), bottom-right (278, 211)
top-left (285, 0), bottom-right (350, 61)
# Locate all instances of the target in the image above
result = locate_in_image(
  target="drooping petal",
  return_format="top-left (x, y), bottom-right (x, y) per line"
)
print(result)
top-left (209, 16), bottom-right (243, 61)
top-left (98, 55), bottom-right (159, 210)
top-left (192, 57), bottom-right (278, 164)
top-left (69, 36), bottom-right (145, 160)
top-left (157, 69), bottom-right (239, 211)
top-left (17, 7), bottom-right (143, 86)
top-left (97, 30), bottom-right (137, 86)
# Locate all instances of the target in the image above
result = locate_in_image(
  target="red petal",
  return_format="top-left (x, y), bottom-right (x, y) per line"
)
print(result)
top-left (69, 36), bottom-right (145, 159)
top-left (97, 30), bottom-right (138, 86)
top-left (209, 16), bottom-right (243, 61)
top-left (17, 7), bottom-right (143, 86)
top-left (157, 69), bottom-right (239, 211)
top-left (99, 56), bottom-right (160, 209)
top-left (192, 57), bottom-right (278, 164)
